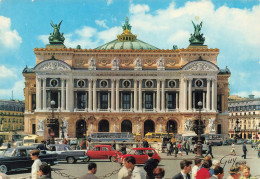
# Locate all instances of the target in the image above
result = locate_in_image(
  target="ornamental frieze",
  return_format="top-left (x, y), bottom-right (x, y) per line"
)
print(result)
top-left (35, 60), bottom-right (71, 71)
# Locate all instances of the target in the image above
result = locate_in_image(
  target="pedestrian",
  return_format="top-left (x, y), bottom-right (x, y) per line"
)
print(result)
top-left (209, 166), bottom-right (224, 179)
top-left (235, 160), bottom-right (247, 172)
top-left (226, 166), bottom-right (241, 179)
top-left (241, 142), bottom-right (247, 159)
top-left (230, 142), bottom-right (236, 155)
top-left (119, 143), bottom-right (127, 155)
top-left (167, 141), bottom-right (171, 156)
top-left (144, 152), bottom-right (158, 179)
top-left (191, 158), bottom-right (201, 179)
top-left (153, 168), bottom-right (165, 179)
top-left (196, 160), bottom-right (211, 179)
top-left (178, 142), bottom-right (182, 156)
top-left (112, 139), bottom-right (116, 150)
top-left (205, 142), bottom-right (214, 158)
top-left (194, 143), bottom-right (198, 154)
top-left (174, 142), bottom-right (179, 157)
top-left (144, 139), bottom-right (149, 148)
top-left (185, 141), bottom-right (190, 155)
top-left (81, 139), bottom-right (87, 150)
top-left (209, 160), bottom-right (220, 176)
top-left (37, 140), bottom-right (48, 150)
top-left (118, 156), bottom-right (145, 179)
top-left (79, 162), bottom-right (99, 179)
top-left (172, 160), bottom-right (192, 179)
top-left (258, 143), bottom-right (260, 158)
top-left (30, 149), bottom-right (42, 179)
top-left (240, 165), bottom-right (256, 179)
top-left (38, 163), bottom-right (52, 179)
top-left (63, 138), bottom-right (68, 144)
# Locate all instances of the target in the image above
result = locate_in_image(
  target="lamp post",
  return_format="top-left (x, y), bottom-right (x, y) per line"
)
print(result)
top-left (195, 101), bottom-right (204, 158)
top-left (255, 127), bottom-right (258, 141)
top-left (47, 100), bottom-right (57, 144)
top-left (234, 119), bottom-right (241, 143)
top-left (60, 120), bottom-right (65, 140)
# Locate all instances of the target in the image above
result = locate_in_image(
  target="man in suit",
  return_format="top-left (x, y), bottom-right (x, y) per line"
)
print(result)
top-left (205, 142), bottom-right (214, 159)
top-left (172, 160), bottom-right (192, 179)
top-left (241, 142), bottom-right (247, 159)
top-left (209, 166), bottom-right (224, 179)
top-left (144, 152), bottom-right (158, 179)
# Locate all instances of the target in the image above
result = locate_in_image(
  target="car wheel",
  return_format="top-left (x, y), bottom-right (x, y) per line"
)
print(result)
top-left (110, 156), bottom-right (117, 162)
top-left (0, 165), bottom-right (8, 174)
top-left (67, 157), bottom-right (75, 164)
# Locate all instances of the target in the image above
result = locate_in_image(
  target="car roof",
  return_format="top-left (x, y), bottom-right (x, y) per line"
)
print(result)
top-left (49, 144), bottom-right (69, 146)
top-left (14, 146), bottom-right (36, 150)
top-left (94, 145), bottom-right (111, 147)
top-left (132, 148), bottom-right (154, 150)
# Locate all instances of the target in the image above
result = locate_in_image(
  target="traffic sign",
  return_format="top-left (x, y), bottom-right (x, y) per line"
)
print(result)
top-left (50, 131), bottom-right (55, 137)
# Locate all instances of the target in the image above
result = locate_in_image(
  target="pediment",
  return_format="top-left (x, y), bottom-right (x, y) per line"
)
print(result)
top-left (34, 59), bottom-right (71, 72)
top-left (182, 60), bottom-right (219, 72)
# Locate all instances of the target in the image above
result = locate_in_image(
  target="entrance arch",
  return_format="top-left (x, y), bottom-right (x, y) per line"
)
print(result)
top-left (76, 120), bottom-right (86, 138)
top-left (121, 120), bottom-right (132, 133)
top-left (166, 120), bottom-right (178, 134)
top-left (144, 120), bottom-right (155, 135)
top-left (98, 120), bottom-right (109, 132)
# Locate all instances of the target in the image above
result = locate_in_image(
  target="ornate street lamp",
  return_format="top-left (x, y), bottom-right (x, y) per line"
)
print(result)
top-left (47, 100), bottom-right (58, 144)
top-left (61, 121), bottom-right (65, 140)
top-left (234, 119), bottom-right (241, 143)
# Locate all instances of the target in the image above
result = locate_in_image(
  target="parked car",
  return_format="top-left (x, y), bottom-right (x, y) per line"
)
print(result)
top-left (0, 146), bottom-right (58, 174)
top-left (85, 145), bottom-right (118, 162)
top-left (117, 148), bottom-right (161, 165)
top-left (47, 144), bottom-right (88, 164)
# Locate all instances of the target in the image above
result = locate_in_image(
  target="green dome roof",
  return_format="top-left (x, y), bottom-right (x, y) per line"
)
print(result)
top-left (95, 17), bottom-right (159, 50)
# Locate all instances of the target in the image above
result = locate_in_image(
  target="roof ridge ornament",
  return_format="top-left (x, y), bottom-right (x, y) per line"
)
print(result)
top-left (117, 17), bottom-right (137, 42)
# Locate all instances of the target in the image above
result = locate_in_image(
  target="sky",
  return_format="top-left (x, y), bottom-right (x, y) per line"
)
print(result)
top-left (0, 0), bottom-right (259, 100)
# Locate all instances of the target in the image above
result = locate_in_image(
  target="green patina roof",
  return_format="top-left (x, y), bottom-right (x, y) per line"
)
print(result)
top-left (22, 65), bottom-right (34, 74)
top-left (95, 17), bottom-right (159, 50)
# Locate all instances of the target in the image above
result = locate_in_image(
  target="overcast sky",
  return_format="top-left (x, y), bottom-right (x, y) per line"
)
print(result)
top-left (0, 0), bottom-right (259, 100)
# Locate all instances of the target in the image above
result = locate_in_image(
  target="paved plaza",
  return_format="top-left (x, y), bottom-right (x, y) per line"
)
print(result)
top-left (7, 145), bottom-right (260, 179)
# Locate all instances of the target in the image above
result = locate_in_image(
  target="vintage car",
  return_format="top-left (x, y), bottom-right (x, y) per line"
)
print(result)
top-left (47, 144), bottom-right (88, 164)
top-left (0, 146), bottom-right (58, 174)
top-left (85, 145), bottom-right (118, 162)
top-left (117, 148), bottom-right (161, 164)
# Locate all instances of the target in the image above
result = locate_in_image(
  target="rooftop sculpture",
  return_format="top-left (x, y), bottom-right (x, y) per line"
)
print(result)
top-left (48, 20), bottom-right (65, 44)
top-left (189, 21), bottom-right (205, 45)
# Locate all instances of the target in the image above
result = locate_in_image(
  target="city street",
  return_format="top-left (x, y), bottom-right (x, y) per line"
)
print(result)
top-left (7, 144), bottom-right (260, 179)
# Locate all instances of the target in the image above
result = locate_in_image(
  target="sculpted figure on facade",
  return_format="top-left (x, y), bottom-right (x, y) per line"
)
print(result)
top-left (90, 123), bottom-right (93, 133)
top-left (62, 119), bottom-right (68, 133)
top-left (157, 57), bottom-right (165, 70)
top-left (114, 123), bottom-right (117, 132)
top-left (111, 57), bottom-right (119, 70)
top-left (208, 118), bottom-right (216, 133)
top-left (88, 57), bottom-right (96, 70)
top-left (134, 57), bottom-right (142, 70)
top-left (184, 119), bottom-right (192, 131)
top-left (159, 124), bottom-right (162, 132)
top-left (39, 60), bottom-right (70, 71)
top-left (37, 119), bottom-right (44, 131)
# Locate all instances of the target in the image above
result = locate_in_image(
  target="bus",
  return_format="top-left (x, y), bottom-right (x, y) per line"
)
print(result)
top-left (88, 132), bottom-right (135, 142)
top-left (133, 133), bottom-right (142, 142)
top-left (23, 135), bottom-right (44, 146)
top-left (0, 132), bottom-right (24, 143)
top-left (202, 134), bottom-right (224, 146)
top-left (145, 132), bottom-right (175, 143)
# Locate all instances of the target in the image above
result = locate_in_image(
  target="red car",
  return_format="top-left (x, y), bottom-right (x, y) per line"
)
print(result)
top-left (85, 145), bottom-right (119, 162)
top-left (117, 148), bottom-right (161, 164)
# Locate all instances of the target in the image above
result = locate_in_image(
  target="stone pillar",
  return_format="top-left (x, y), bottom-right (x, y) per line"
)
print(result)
top-left (139, 79), bottom-right (142, 112)
top-left (161, 80), bottom-right (165, 112)
top-left (203, 92), bottom-right (206, 110)
top-left (88, 79), bottom-right (92, 111)
top-left (108, 92), bottom-right (110, 111)
top-left (111, 79), bottom-right (115, 111)
top-left (188, 78), bottom-right (192, 111)
top-left (157, 80), bottom-right (160, 112)
top-left (42, 78), bottom-right (46, 110)
top-left (183, 78), bottom-right (187, 111)
top-left (66, 78), bottom-right (70, 111)
top-left (206, 78), bottom-right (211, 111)
top-left (29, 94), bottom-right (32, 112)
top-left (134, 80), bottom-right (138, 112)
top-left (93, 79), bottom-right (97, 112)
top-left (212, 79), bottom-right (216, 111)
top-left (176, 92), bottom-right (179, 110)
top-left (116, 79), bottom-right (119, 112)
top-left (36, 77), bottom-right (41, 111)
top-left (61, 78), bottom-right (65, 110)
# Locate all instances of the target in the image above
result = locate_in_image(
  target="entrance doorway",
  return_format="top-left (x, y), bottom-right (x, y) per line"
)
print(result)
top-left (217, 124), bottom-right (222, 134)
top-left (98, 120), bottom-right (109, 132)
top-left (166, 120), bottom-right (178, 133)
top-left (121, 120), bottom-right (132, 133)
top-left (144, 120), bottom-right (155, 135)
top-left (76, 120), bottom-right (86, 138)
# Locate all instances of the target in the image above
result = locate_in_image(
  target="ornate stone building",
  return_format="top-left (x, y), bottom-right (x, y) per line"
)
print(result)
top-left (23, 18), bottom-right (230, 139)
top-left (228, 95), bottom-right (260, 140)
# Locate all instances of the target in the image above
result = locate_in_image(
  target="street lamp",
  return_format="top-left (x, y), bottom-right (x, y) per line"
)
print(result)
top-left (61, 121), bottom-right (65, 140)
top-left (255, 127), bottom-right (258, 141)
top-left (195, 101), bottom-right (204, 158)
top-left (234, 119), bottom-right (241, 143)
top-left (47, 100), bottom-right (57, 144)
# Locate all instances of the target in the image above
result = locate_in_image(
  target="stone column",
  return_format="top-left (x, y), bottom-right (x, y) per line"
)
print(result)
top-left (130, 92), bottom-right (133, 110)
top-left (176, 92), bottom-right (179, 110)
top-left (61, 78), bottom-right (65, 110)
top-left (203, 92), bottom-right (206, 110)
top-left (42, 78), bottom-right (46, 110)
top-left (139, 80), bottom-right (142, 112)
top-left (183, 78), bottom-right (187, 111)
top-left (212, 79), bottom-right (216, 111)
top-left (36, 77), bottom-right (41, 111)
top-left (161, 80), bottom-right (165, 112)
top-left (206, 78), bottom-right (211, 111)
top-left (88, 79), bottom-right (92, 111)
top-left (108, 92), bottom-right (110, 111)
top-left (116, 79), bottom-right (119, 112)
top-left (29, 94), bottom-right (32, 112)
top-left (188, 78), bottom-right (192, 111)
top-left (93, 79), bottom-right (97, 112)
top-left (66, 78), bottom-right (70, 111)
top-left (157, 80), bottom-right (160, 112)
top-left (134, 80), bottom-right (138, 112)
top-left (111, 79), bottom-right (115, 111)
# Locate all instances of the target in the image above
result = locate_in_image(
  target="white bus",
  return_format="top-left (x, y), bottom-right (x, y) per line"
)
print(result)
top-left (88, 132), bottom-right (135, 142)
top-left (202, 134), bottom-right (224, 146)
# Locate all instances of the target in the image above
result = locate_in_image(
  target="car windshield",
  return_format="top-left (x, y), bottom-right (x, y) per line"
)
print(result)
top-left (129, 150), bottom-right (135, 154)
top-left (24, 139), bottom-right (34, 143)
top-left (4, 148), bottom-right (15, 157)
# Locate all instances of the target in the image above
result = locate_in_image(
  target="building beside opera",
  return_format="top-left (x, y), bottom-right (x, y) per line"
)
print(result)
top-left (228, 95), bottom-right (260, 140)
top-left (23, 18), bottom-right (230, 139)
top-left (0, 100), bottom-right (25, 132)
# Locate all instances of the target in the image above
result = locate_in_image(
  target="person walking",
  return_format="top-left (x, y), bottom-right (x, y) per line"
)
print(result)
top-left (79, 162), bottom-right (99, 179)
top-left (30, 150), bottom-right (42, 179)
top-left (112, 139), bottom-right (116, 150)
top-left (167, 141), bottom-right (171, 156)
top-left (185, 141), bottom-right (190, 155)
top-left (241, 142), bottom-right (247, 159)
top-left (172, 160), bottom-right (192, 179)
top-left (153, 168), bottom-right (165, 179)
top-left (230, 142), bottom-right (236, 155)
top-left (174, 142), bottom-right (179, 157)
top-left (226, 166), bottom-right (241, 179)
top-left (205, 142), bottom-right (214, 159)
top-left (196, 160), bottom-right (211, 179)
top-left (144, 152), bottom-right (158, 179)
top-left (209, 166), bottom-right (224, 179)
top-left (118, 156), bottom-right (145, 179)
top-left (191, 158), bottom-right (201, 179)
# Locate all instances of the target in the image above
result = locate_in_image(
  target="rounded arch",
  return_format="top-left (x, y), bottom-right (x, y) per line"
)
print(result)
top-left (144, 120), bottom-right (155, 135)
top-left (166, 120), bottom-right (178, 134)
top-left (121, 120), bottom-right (132, 133)
top-left (98, 119), bottom-right (109, 132)
top-left (76, 119), bottom-right (86, 138)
